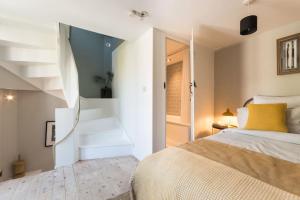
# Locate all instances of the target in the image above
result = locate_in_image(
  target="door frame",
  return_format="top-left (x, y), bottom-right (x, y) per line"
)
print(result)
top-left (164, 34), bottom-right (193, 148)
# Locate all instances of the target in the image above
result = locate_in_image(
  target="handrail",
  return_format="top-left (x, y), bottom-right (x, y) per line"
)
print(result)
top-left (55, 97), bottom-right (80, 146)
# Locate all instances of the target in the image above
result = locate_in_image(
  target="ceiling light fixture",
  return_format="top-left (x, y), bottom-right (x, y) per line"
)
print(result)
top-left (105, 42), bottom-right (111, 48)
top-left (240, 0), bottom-right (257, 36)
top-left (130, 10), bottom-right (149, 20)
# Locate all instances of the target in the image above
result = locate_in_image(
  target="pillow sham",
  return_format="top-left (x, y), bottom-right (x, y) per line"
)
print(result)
top-left (253, 95), bottom-right (300, 109)
top-left (237, 107), bottom-right (248, 128)
top-left (245, 103), bottom-right (288, 132)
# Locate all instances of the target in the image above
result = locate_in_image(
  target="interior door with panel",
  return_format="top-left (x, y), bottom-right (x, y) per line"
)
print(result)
top-left (189, 29), bottom-right (196, 141)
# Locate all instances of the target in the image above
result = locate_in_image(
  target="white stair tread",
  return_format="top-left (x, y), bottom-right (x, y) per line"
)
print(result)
top-left (79, 130), bottom-right (132, 148)
top-left (78, 117), bottom-right (120, 132)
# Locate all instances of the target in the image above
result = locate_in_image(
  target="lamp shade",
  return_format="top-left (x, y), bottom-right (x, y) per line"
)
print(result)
top-left (240, 15), bottom-right (257, 35)
top-left (222, 108), bottom-right (234, 116)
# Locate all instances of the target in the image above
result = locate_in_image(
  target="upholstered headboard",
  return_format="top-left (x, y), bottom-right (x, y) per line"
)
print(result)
top-left (243, 95), bottom-right (300, 108)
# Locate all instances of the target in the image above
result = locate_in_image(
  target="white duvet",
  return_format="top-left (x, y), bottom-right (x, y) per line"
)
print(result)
top-left (207, 128), bottom-right (300, 163)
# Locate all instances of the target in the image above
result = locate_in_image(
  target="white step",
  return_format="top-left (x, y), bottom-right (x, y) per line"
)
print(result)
top-left (79, 108), bottom-right (112, 121)
top-left (79, 129), bottom-right (128, 146)
top-left (78, 117), bottom-right (120, 133)
top-left (79, 145), bottom-right (133, 160)
top-left (79, 130), bottom-right (133, 160)
top-left (0, 16), bottom-right (57, 49)
top-left (0, 45), bottom-right (57, 64)
top-left (80, 97), bottom-right (118, 116)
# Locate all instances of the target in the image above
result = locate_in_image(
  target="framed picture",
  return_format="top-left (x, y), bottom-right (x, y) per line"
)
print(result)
top-left (277, 33), bottom-right (300, 75)
top-left (45, 121), bottom-right (55, 147)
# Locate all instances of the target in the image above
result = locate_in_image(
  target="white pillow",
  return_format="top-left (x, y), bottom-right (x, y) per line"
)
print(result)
top-left (237, 107), bottom-right (248, 128)
top-left (287, 107), bottom-right (300, 134)
top-left (238, 106), bottom-right (300, 134)
top-left (253, 95), bottom-right (300, 109)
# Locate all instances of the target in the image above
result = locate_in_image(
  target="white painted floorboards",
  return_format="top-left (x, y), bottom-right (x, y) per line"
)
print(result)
top-left (0, 156), bottom-right (138, 200)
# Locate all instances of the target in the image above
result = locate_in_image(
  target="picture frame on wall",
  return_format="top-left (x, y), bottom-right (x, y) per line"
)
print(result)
top-left (45, 121), bottom-right (55, 147)
top-left (277, 33), bottom-right (300, 75)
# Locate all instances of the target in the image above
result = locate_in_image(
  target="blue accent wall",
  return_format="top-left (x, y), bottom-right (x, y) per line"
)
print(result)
top-left (70, 27), bottom-right (123, 98)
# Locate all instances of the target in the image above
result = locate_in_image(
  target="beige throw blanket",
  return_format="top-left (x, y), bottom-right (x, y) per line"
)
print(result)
top-left (131, 139), bottom-right (300, 200)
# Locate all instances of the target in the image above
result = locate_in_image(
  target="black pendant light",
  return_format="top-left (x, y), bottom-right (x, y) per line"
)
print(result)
top-left (240, 0), bottom-right (257, 36)
top-left (240, 15), bottom-right (257, 35)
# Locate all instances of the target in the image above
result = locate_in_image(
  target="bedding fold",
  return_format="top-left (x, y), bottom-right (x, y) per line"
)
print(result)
top-left (131, 139), bottom-right (300, 200)
top-left (180, 139), bottom-right (300, 196)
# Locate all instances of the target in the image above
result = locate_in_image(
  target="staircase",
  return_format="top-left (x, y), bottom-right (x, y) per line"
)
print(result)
top-left (0, 16), bottom-right (65, 100)
top-left (0, 16), bottom-right (132, 166)
top-left (78, 97), bottom-right (133, 160)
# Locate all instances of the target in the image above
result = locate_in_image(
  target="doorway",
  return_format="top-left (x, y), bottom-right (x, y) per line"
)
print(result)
top-left (165, 38), bottom-right (191, 147)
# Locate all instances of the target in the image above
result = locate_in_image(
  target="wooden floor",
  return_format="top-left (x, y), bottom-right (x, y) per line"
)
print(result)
top-left (0, 156), bottom-right (138, 200)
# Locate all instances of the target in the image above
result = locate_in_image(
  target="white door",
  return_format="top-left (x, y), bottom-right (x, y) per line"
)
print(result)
top-left (189, 29), bottom-right (196, 141)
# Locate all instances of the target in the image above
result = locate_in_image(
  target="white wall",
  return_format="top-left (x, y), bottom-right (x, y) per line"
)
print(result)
top-left (215, 21), bottom-right (300, 121)
top-left (0, 90), bottom-right (66, 181)
top-left (58, 24), bottom-right (79, 108)
top-left (112, 28), bottom-right (153, 160)
top-left (112, 27), bottom-right (215, 158)
top-left (0, 90), bottom-right (18, 181)
top-left (55, 107), bottom-right (77, 168)
top-left (17, 91), bottom-right (66, 172)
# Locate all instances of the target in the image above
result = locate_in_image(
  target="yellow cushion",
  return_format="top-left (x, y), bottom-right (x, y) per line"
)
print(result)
top-left (245, 103), bottom-right (288, 132)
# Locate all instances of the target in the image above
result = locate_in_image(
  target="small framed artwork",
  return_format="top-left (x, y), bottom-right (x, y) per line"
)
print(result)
top-left (277, 33), bottom-right (300, 75)
top-left (45, 121), bottom-right (55, 147)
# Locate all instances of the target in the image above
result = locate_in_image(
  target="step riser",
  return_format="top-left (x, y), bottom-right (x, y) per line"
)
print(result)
top-left (80, 109), bottom-right (113, 121)
top-left (80, 97), bottom-right (118, 116)
top-left (79, 130), bottom-right (126, 146)
top-left (78, 118), bottom-right (119, 132)
top-left (79, 145), bottom-right (133, 160)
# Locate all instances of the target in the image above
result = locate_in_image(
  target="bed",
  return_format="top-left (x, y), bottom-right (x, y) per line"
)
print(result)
top-left (127, 96), bottom-right (300, 200)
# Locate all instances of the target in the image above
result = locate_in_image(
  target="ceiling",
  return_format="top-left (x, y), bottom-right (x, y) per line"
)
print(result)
top-left (0, 0), bottom-right (300, 50)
